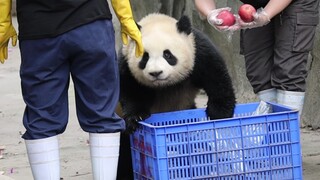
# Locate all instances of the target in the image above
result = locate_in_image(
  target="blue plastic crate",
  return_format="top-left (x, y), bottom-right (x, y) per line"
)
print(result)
top-left (130, 102), bottom-right (303, 180)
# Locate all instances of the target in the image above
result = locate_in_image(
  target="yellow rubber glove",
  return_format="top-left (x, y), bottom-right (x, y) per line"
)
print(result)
top-left (0, 0), bottom-right (18, 64)
top-left (111, 0), bottom-right (144, 57)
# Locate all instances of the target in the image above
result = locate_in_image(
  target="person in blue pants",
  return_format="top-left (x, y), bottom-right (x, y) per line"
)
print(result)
top-left (0, 0), bottom-right (143, 179)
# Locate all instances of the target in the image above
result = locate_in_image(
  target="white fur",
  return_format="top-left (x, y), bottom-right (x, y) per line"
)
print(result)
top-left (123, 13), bottom-right (196, 88)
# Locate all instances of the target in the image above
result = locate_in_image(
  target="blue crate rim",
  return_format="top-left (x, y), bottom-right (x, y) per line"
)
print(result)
top-left (138, 102), bottom-right (298, 129)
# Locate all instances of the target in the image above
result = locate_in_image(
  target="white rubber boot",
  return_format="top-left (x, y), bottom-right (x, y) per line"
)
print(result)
top-left (25, 136), bottom-right (60, 180)
top-left (89, 132), bottom-right (120, 180)
top-left (257, 88), bottom-right (277, 103)
top-left (277, 89), bottom-right (305, 112)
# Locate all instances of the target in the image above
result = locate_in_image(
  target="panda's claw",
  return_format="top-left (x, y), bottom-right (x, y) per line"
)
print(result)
top-left (124, 112), bottom-right (151, 134)
top-left (124, 116), bottom-right (139, 134)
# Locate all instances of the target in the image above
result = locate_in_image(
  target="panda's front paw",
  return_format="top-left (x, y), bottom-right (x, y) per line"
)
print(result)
top-left (206, 105), bottom-right (234, 120)
top-left (124, 113), bottom-right (151, 134)
top-left (124, 116), bottom-right (141, 134)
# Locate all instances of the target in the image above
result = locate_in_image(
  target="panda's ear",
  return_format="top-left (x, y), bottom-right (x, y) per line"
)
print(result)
top-left (136, 22), bottom-right (141, 30)
top-left (176, 15), bottom-right (192, 35)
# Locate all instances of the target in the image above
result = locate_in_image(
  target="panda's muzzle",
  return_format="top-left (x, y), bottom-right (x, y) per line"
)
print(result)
top-left (149, 71), bottom-right (163, 78)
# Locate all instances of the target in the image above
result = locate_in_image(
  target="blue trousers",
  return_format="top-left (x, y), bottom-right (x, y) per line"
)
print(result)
top-left (19, 20), bottom-right (125, 140)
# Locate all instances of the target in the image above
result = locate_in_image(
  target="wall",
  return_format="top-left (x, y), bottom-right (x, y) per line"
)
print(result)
top-left (303, 24), bottom-right (320, 129)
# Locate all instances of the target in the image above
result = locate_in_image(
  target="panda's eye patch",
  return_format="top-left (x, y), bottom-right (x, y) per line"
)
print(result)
top-left (163, 49), bottom-right (177, 65)
top-left (139, 52), bottom-right (149, 69)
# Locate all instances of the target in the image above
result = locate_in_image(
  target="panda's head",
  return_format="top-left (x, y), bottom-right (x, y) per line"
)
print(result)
top-left (122, 13), bottom-right (196, 88)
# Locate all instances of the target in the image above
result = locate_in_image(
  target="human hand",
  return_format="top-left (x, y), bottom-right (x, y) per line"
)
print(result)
top-left (119, 19), bottom-right (144, 57)
top-left (0, 25), bottom-right (17, 63)
top-left (238, 8), bottom-right (271, 29)
top-left (111, 0), bottom-right (144, 57)
top-left (0, 0), bottom-right (18, 63)
top-left (207, 7), bottom-right (240, 32)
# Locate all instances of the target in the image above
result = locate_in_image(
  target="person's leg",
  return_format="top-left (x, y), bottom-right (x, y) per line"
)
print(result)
top-left (20, 36), bottom-right (70, 179)
top-left (25, 136), bottom-right (60, 180)
top-left (240, 21), bottom-right (276, 101)
top-left (277, 90), bottom-right (305, 110)
top-left (257, 88), bottom-right (277, 102)
top-left (89, 132), bottom-right (121, 179)
top-left (273, 4), bottom-right (318, 116)
top-left (68, 19), bottom-right (125, 179)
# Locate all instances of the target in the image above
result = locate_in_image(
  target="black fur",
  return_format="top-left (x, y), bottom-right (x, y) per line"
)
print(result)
top-left (117, 15), bottom-right (236, 180)
top-left (191, 28), bottom-right (236, 119)
top-left (176, 15), bottom-right (192, 35)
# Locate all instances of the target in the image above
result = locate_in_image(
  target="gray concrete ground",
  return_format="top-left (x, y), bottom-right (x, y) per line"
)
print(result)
top-left (0, 18), bottom-right (319, 180)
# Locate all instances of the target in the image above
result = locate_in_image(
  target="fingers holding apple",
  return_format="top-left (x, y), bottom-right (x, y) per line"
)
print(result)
top-left (213, 4), bottom-right (257, 30)
top-left (238, 4), bottom-right (256, 23)
top-left (238, 4), bottom-right (271, 29)
top-left (207, 7), bottom-right (242, 32)
top-left (207, 7), bottom-right (232, 26)
top-left (213, 10), bottom-right (240, 31)
top-left (217, 10), bottom-right (236, 26)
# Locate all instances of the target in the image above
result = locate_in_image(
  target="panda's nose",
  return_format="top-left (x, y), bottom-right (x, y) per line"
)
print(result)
top-left (149, 71), bottom-right (163, 78)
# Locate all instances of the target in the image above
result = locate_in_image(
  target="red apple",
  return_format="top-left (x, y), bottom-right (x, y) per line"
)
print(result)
top-left (238, 4), bottom-right (256, 22)
top-left (217, 10), bottom-right (236, 26)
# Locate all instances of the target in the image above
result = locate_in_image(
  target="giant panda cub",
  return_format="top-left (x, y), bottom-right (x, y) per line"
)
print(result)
top-left (117, 13), bottom-right (236, 180)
